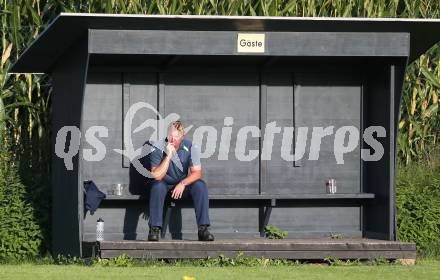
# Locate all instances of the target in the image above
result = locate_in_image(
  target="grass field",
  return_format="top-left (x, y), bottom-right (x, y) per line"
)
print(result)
top-left (1, 259), bottom-right (439, 280)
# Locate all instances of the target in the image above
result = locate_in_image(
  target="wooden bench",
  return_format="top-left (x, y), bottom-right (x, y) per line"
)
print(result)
top-left (105, 193), bottom-right (375, 238)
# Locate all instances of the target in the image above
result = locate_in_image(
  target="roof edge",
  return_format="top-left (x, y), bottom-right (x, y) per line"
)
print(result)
top-left (58, 12), bottom-right (440, 23)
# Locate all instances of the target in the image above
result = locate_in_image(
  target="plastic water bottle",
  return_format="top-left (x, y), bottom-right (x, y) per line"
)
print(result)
top-left (96, 218), bottom-right (104, 241)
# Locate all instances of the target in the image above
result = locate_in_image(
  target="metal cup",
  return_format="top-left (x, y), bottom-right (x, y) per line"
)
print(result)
top-left (115, 183), bottom-right (123, 196)
top-left (326, 178), bottom-right (337, 194)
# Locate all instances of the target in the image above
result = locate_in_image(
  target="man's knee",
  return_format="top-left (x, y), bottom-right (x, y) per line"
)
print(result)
top-left (150, 180), bottom-right (168, 194)
top-left (190, 179), bottom-right (208, 194)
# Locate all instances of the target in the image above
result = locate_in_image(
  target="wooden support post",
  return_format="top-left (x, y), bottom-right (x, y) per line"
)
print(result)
top-left (161, 201), bottom-right (175, 239)
top-left (259, 199), bottom-right (276, 237)
top-left (258, 206), bottom-right (265, 237)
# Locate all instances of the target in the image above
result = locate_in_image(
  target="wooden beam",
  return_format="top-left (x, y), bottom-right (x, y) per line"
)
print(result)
top-left (96, 238), bottom-right (416, 260)
top-left (89, 30), bottom-right (410, 58)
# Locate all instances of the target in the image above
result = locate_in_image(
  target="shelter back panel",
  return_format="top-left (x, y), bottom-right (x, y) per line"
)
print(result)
top-left (82, 72), bottom-right (158, 241)
top-left (81, 72), bottom-right (157, 186)
top-left (264, 72), bottom-right (362, 194)
top-left (81, 70), bottom-right (363, 240)
top-left (81, 72), bottom-right (125, 185)
top-left (163, 72), bottom-right (260, 195)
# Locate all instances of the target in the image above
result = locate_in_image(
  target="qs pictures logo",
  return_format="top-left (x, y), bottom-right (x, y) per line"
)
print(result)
top-left (55, 102), bottom-right (386, 178)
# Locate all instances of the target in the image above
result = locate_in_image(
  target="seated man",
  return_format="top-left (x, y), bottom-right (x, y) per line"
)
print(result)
top-left (147, 120), bottom-right (214, 242)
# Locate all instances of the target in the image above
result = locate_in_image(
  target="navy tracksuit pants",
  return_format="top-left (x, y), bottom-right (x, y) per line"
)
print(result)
top-left (148, 179), bottom-right (211, 228)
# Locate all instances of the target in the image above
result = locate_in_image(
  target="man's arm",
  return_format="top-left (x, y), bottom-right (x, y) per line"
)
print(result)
top-left (171, 144), bottom-right (203, 199)
top-left (151, 143), bottom-right (175, 181)
top-left (181, 165), bottom-right (202, 185)
top-left (171, 166), bottom-right (202, 199)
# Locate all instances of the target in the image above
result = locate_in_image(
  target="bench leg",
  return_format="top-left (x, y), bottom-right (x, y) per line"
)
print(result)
top-left (259, 206), bottom-right (273, 237)
top-left (161, 204), bottom-right (174, 239)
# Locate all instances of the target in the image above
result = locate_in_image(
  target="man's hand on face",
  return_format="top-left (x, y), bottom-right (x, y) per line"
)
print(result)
top-left (171, 182), bottom-right (185, 199)
top-left (166, 143), bottom-right (176, 157)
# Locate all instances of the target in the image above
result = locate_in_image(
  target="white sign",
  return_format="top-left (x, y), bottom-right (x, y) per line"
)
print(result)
top-left (237, 33), bottom-right (265, 53)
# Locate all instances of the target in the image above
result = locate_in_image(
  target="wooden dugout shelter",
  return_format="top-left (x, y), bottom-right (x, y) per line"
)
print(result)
top-left (11, 13), bottom-right (440, 259)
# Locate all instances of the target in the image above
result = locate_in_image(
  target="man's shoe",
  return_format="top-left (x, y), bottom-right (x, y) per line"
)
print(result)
top-left (148, 226), bottom-right (161, 241)
top-left (198, 225), bottom-right (215, 241)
